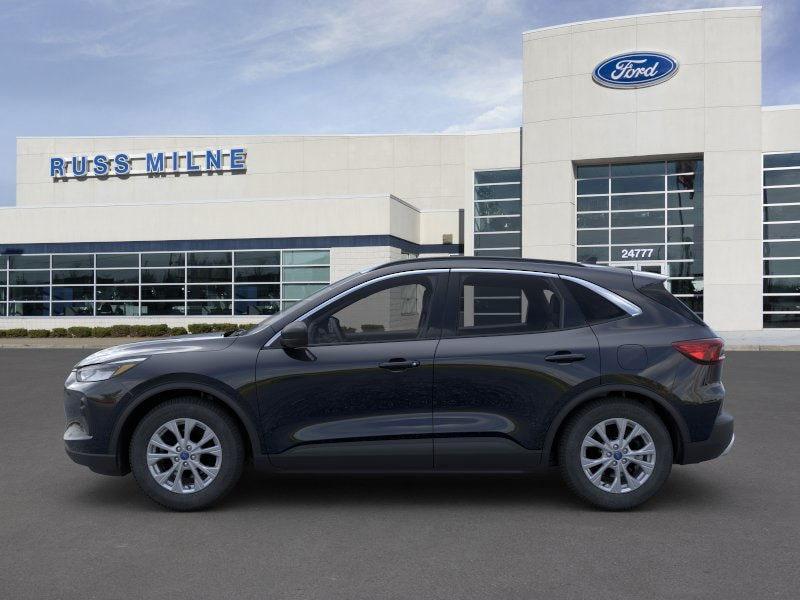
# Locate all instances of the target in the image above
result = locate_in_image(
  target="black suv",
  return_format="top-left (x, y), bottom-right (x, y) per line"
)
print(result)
top-left (63, 257), bottom-right (733, 510)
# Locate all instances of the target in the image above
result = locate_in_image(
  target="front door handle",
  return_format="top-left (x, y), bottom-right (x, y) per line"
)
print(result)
top-left (545, 351), bottom-right (586, 364)
top-left (379, 359), bottom-right (421, 371)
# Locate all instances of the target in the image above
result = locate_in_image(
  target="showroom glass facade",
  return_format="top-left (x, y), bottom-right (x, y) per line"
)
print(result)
top-left (763, 153), bottom-right (800, 328)
top-left (474, 169), bottom-right (522, 258)
top-left (0, 249), bottom-right (329, 317)
top-left (575, 159), bottom-right (704, 316)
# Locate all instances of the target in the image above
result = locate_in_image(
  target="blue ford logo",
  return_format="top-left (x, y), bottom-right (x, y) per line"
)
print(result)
top-left (593, 51), bottom-right (678, 89)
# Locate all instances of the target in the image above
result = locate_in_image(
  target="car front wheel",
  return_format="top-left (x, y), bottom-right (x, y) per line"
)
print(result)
top-left (558, 399), bottom-right (673, 510)
top-left (130, 398), bottom-right (244, 511)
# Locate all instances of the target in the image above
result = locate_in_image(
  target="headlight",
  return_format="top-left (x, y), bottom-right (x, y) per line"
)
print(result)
top-left (75, 358), bottom-right (147, 382)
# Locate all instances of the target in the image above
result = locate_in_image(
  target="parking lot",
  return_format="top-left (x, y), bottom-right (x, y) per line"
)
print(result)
top-left (0, 349), bottom-right (797, 599)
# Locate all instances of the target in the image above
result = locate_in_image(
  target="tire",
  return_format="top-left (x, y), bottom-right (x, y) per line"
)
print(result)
top-left (558, 399), bottom-right (673, 510)
top-left (130, 398), bottom-right (244, 511)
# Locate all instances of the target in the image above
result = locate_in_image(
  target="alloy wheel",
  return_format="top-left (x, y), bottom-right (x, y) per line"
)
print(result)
top-left (147, 418), bottom-right (222, 494)
top-left (580, 418), bottom-right (656, 494)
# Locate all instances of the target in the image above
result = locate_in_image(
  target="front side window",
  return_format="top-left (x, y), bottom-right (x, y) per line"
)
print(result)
top-left (308, 276), bottom-right (435, 345)
top-left (455, 272), bottom-right (568, 336)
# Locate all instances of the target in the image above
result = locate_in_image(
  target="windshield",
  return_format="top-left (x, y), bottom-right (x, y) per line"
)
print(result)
top-left (244, 270), bottom-right (366, 336)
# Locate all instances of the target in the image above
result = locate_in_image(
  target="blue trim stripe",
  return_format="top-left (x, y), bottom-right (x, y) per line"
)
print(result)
top-left (0, 235), bottom-right (462, 256)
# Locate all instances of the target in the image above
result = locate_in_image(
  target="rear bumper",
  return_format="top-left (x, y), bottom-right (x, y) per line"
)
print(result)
top-left (680, 410), bottom-right (734, 464)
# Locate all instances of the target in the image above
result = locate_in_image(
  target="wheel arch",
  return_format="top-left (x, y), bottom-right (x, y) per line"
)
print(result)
top-left (543, 384), bottom-right (689, 466)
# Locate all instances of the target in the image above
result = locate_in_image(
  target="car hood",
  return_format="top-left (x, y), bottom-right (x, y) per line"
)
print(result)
top-left (75, 333), bottom-right (237, 368)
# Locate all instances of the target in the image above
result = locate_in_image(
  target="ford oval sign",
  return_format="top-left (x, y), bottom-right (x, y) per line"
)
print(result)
top-left (593, 52), bottom-right (678, 89)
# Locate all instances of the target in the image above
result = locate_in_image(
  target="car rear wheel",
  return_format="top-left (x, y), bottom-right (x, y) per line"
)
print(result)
top-left (130, 398), bottom-right (244, 511)
top-left (558, 399), bottom-right (672, 510)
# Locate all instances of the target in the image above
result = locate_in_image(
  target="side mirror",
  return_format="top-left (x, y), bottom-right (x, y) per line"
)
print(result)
top-left (280, 320), bottom-right (308, 349)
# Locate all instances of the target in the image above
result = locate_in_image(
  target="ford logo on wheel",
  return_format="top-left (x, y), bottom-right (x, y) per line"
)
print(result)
top-left (593, 51), bottom-right (678, 89)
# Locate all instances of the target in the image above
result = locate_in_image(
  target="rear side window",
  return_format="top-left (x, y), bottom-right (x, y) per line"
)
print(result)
top-left (561, 279), bottom-right (628, 325)
top-left (638, 280), bottom-right (705, 325)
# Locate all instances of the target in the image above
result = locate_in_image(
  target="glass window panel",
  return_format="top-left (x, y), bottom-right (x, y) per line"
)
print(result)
top-left (669, 280), bottom-right (701, 295)
top-left (96, 286), bottom-right (138, 301)
top-left (611, 162), bottom-right (664, 176)
top-left (10, 287), bottom-right (49, 301)
top-left (474, 200), bottom-right (521, 216)
top-left (679, 296), bottom-right (704, 313)
top-left (764, 278), bottom-right (800, 294)
top-left (577, 213), bottom-right (609, 229)
top-left (764, 314), bottom-right (800, 328)
top-left (764, 223), bottom-right (800, 240)
top-left (0, 271), bottom-right (5, 285)
top-left (611, 211), bottom-right (664, 228)
top-left (577, 197), bottom-right (608, 212)
top-left (764, 153), bottom-right (800, 168)
top-left (577, 230), bottom-right (608, 245)
top-left (474, 216), bottom-right (521, 233)
top-left (0, 304), bottom-right (5, 316)
top-left (668, 262), bottom-right (696, 277)
top-left (576, 164), bottom-right (609, 178)
top-left (140, 253), bottom-right (184, 268)
top-left (234, 284), bottom-right (280, 300)
top-left (53, 286), bottom-right (93, 301)
top-left (764, 205), bottom-right (800, 223)
top-left (141, 285), bottom-right (185, 300)
top-left (668, 227), bottom-right (694, 243)
top-left (235, 300), bottom-right (280, 316)
top-left (141, 268), bottom-right (185, 283)
top-left (96, 253), bottom-right (139, 268)
top-left (474, 170), bottom-right (520, 184)
top-left (9, 255), bottom-right (48, 269)
top-left (187, 301), bottom-right (232, 316)
top-left (187, 285), bottom-right (232, 300)
top-left (474, 232), bottom-right (521, 249)
top-left (667, 160), bottom-right (701, 174)
top-left (96, 269), bottom-right (138, 284)
top-left (187, 251), bottom-right (231, 266)
top-left (611, 194), bottom-right (664, 210)
top-left (577, 247), bottom-right (609, 262)
top-left (8, 302), bottom-right (49, 316)
top-left (234, 251), bottom-right (279, 266)
top-left (9, 270), bottom-right (50, 285)
top-left (611, 245), bottom-right (664, 261)
top-left (187, 267), bottom-right (231, 283)
top-left (668, 209), bottom-right (697, 226)
top-left (763, 188), bottom-right (800, 204)
top-left (764, 259), bottom-right (800, 275)
top-left (667, 244), bottom-right (693, 261)
top-left (474, 249), bottom-right (522, 258)
top-left (0, 288), bottom-right (5, 301)
top-left (474, 184), bottom-right (521, 200)
top-left (283, 283), bottom-right (327, 300)
top-left (764, 241), bottom-right (800, 258)
top-left (577, 179), bottom-right (608, 195)
top-left (96, 302), bottom-right (138, 316)
top-left (611, 228), bottom-right (664, 244)
top-left (667, 191), bottom-right (701, 209)
top-left (234, 266), bottom-right (280, 283)
top-left (667, 174), bottom-right (697, 191)
top-left (763, 296), bottom-right (800, 312)
top-left (764, 170), bottom-right (800, 187)
top-left (52, 270), bottom-right (93, 284)
top-left (283, 250), bottom-right (330, 266)
top-left (611, 176), bottom-right (663, 194)
top-left (52, 302), bottom-right (94, 316)
top-left (141, 302), bottom-right (185, 316)
top-left (52, 254), bottom-right (93, 269)
top-left (282, 266), bottom-right (330, 282)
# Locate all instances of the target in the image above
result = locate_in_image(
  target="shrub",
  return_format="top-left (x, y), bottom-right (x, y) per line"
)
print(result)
top-left (68, 326), bottom-right (92, 338)
top-left (188, 323), bottom-right (214, 334)
top-left (28, 329), bottom-right (51, 338)
top-left (91, 327), bottom-right (113, 338)
top-left (168, 327), bottom-right (188, 336)
top-left (4, 328), bottom-right (29, 338)
top-left (212, 323), bottom-right (239, 333)
top-left (108, 324), bottom-right (132, 337)
top-left (145, 324), bottom-right (169, 337)
top-left (51, 328), bottom-right (69, 338)
top-left (129, 325), bottom-right (149, 337)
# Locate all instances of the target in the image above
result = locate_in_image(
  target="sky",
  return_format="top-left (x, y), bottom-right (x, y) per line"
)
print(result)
top-left (1, 0), bottom-right (798, 207)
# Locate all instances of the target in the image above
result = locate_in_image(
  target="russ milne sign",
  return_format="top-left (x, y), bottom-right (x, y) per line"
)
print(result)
top-left (592, 52), bottom-right (678, 89)
top-left (50, 148), bottom-right (246, 179)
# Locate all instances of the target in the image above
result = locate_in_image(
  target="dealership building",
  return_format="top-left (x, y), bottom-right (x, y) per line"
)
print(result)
top-left (2, 5), bottom-right (799, 332)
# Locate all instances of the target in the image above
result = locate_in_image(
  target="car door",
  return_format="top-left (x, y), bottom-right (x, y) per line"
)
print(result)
top-left (432, 269), bottom-right (602, 470)
top-left (256, 270), bottom-right (448, 471)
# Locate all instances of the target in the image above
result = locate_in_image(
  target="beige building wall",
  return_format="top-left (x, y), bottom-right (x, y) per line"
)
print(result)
top-left (522, 6), bottom-right (763, 331)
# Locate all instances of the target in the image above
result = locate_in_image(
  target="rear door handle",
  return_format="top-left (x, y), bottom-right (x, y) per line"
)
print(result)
top-left (545, 352), bottom-right (586, 364)
top-left (379, 359), bottom-right (421, 371)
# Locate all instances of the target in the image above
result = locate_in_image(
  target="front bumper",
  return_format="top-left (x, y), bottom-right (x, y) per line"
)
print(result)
top-left (680, 409), bottom-right (735, 464)
top-left (65, 446), bottom-right (124, 476)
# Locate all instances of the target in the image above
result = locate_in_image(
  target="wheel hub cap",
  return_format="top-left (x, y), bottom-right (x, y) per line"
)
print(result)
top-left (146, 418), bottom-right (222, 494)
top-left (580, 418), bottom-right (656, 494)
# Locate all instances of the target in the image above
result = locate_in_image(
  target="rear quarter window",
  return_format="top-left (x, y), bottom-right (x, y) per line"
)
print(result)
top-left (638, 280), bottom-right (706, 325)
top-left (561, 279), bottom-right (628, 325)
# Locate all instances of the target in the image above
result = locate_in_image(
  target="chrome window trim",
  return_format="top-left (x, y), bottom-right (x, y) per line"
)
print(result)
top-left (450, 268), bottom-right (557, 278)
top-left (559, 275), bottom-right (642, 317)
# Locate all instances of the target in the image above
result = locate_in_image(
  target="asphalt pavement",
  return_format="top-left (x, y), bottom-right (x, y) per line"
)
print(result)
top-left (0, 349), bottom-right (797, 599)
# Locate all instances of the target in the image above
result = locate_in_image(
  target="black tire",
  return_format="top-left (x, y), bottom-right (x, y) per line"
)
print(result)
top-left (558, 399), bottom-right (672, 510)
top-left (130, 398), bottom-right (244, 511)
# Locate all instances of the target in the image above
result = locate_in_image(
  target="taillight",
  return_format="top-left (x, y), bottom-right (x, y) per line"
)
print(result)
top-left (672, 338), bottom-right (725, 364)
